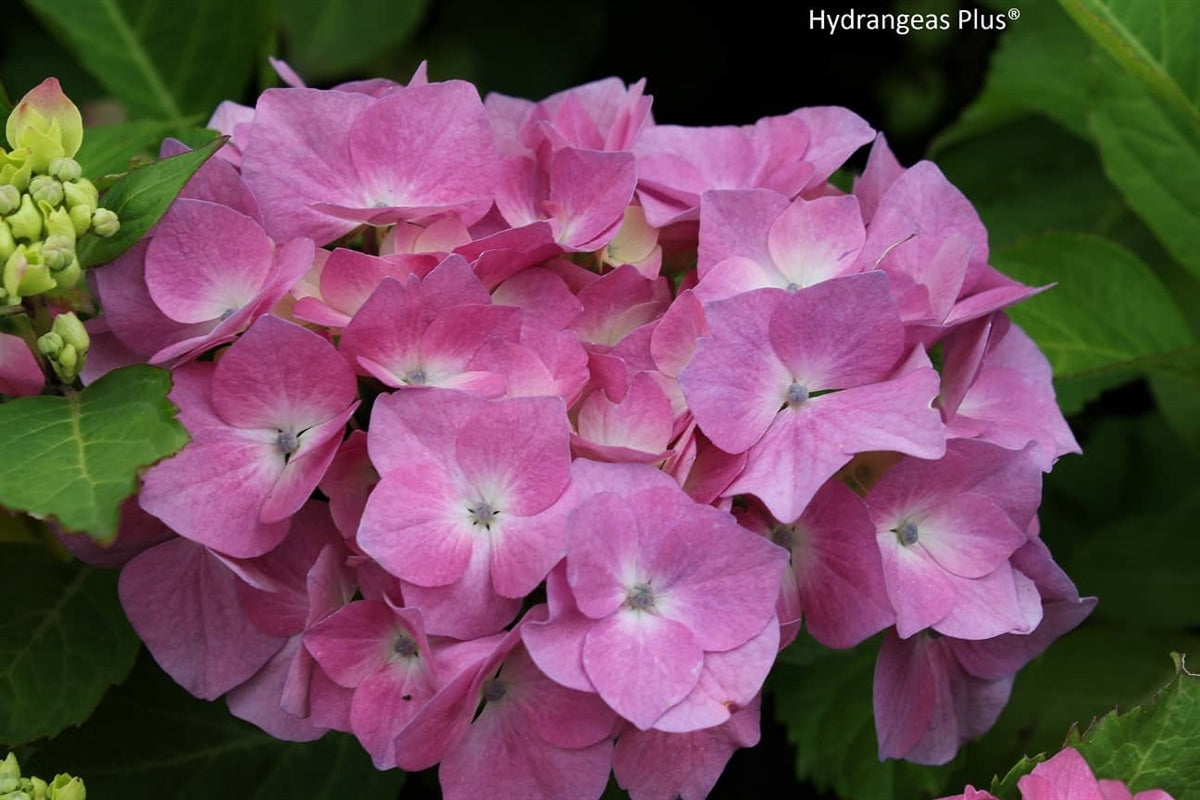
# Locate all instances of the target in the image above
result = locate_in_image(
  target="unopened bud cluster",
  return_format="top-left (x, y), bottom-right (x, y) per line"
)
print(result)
top-left (37, 311), bottom-right (89, 383)
top-left (0, 753), bottom-right (85, 800)
top-left (0, 78), bottom-right (119, 307)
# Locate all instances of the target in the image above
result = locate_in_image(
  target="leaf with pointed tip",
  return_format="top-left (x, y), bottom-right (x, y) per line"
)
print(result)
top-left (76, 135), bottom-right (224, 268)
top-left (1066, 653), bottom-right (1200, 798)
top-left (0, 365), bottom-right (188, 542)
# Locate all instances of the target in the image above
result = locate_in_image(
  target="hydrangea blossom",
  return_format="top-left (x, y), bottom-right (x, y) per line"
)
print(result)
top-left (74, 62), bottom-right (1092, 798)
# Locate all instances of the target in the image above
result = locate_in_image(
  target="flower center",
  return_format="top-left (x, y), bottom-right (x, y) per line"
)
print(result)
top-left (276, 429), bottom-right (299, 458)
top-left (770, 523), bottom-right (795, 550)
top-left (403, 367), bottom-right (427, 386)
top-left (468, 500), bottom-right (498, 529)
top-left (393, 634), bottom-right (418, 658)
top-left (625, 581), bottom-right (656, 612)
top-left (786, 381), bottom-right (809, 407)
top-left (894, 520), bottom-right (919, 546)
top-left (482, 678), bottom-right (506, 702)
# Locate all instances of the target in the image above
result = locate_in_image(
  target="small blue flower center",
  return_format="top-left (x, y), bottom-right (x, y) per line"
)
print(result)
top-left (393, 634), bottom-right (418, 658)
top-left (786, 382), bottom-right (809, 406)
top-left (276, 429), bottom-right (299, 457)
top-left (469, 501), bottom-right (497, 529)
top-left (895, 520), bottom-right (919, 546)
top-left (403, 368), bottom-right (427, 386)
top-left (482, 678), bottom-right (506, 702)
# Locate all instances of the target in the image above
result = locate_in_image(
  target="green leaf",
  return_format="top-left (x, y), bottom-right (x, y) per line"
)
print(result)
top-left (0, 81), bottom-right (12, 143)
top-left (1088, 64), bottom-right (1200, 280)
top-left (0, 544), bottom-right (139, 746)
top-left (76, 135), bottom-right (224, 269)
top-left (278, 0), bottom-right (430, 79)
top-left (27, 654), bottom-right (406, 799)
top-left (1066, 489), bottom-right (1200, 629)
top-left (933, 1), bottom-right (1093, 149)
top-left (1067, 653), bottom-right (1200, 798)
top-left (22, 0), bottom-right (258, 121)
top-left (936, 118), bottom-right (1126, 248)
top-left (1059, 0), bottom-right (1200, 135)
top-left (770, 636), bottom-right (956, 800)
top-left (991, 233), bottom-right (1194, 383)
top-left (0, 365), bottom-right (188, 542)
top-left (75, 119), bottom-right (184, 180)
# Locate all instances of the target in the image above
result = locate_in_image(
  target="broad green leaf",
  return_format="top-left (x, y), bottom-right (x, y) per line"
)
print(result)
top-left (0, 365), bottom-right (187, 542)
top-left (22, 0), bottom-right (258, 121)
top-left (75, 119), bottom-right (184, 180)
top-left (76, 135), bottom-right (224, 268)
top-left (933, 1), bottom-right (1093, 149)
top-left (1089, 64), bottom-right (1200, 279)
top-left (279, 0), bottom-right (430, 79)
top-left (991, 234), bottom-right (1194, 382)
top-left (961, 624), bottom-right (1200, 790)
top-left (1067, 653), bottom-right (1200, 798)
top-left (27, 655), bottom-right (406, 799)
top-left (1059, 0), bottom-right (1200, 135)
top-left (1066, 489), bottom-right (1200, 629)
top-left (770, 635), bottom-right (956, 800)
top-left (936, 118), bottom-right (1125, 247)
top-left (1151, 371), bottom-right (1200, 454)
top-left (0, 544), bottom-right (139, 746)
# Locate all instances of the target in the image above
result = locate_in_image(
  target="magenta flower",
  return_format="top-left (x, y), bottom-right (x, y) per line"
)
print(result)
top-left (139, 315), bottom-right (358, 557)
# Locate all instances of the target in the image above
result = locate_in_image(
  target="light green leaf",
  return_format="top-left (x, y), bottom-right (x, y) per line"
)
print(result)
top-left (991, 233), bottom-right (1194, 382)
top-left (771, 635), bottom-right (956, 800)
top-left (933, 1), bottom-right (1093, 149)
top-left (278, 0), bottom-right (430, 79)
top-left (77, 135), bottom-right (224, 268)
top-left (1088, 64), bottom-right (1200, 279)
top-left (988, 753), bottom-right (1046, 800)
top-left (1067, 653), bottom-right (1200, 798)
top-left (0, 544), bottom-right (139, 746)
top-left (22, 0), bottom-right (258, 120)
top-left (0, 365), bottom-right (188, 542)
top-left (26, 655), bottom-right (406, 799)
top-left (75, 119), bottom-right (185, 180)
top-left (1059, 0), bottom-right (1200, 135)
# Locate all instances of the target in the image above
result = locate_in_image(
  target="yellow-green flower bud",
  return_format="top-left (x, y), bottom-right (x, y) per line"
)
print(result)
top-left (0, 150), bottom-right (32, 193)
top-left (28, 175), bottom-right (63, 208)
top-left (44, 207), bottom-right (74, 243)
top-left (0, 752), bottom-right (19, 782)
top-left (53, 345), bottom-right (78, 381)
top-left (47, 774), bottom-right (84, 800)
top-left (2, 791), bottom-right (31, 800)
top-left (49, 259), bottom-right (80, 292)
top-left (0, 185), bottom-right (20, 216)
top-left (38, 331), bottom-right (63, 358)
top-left (62, 178), bottom-right (97, 212)
top-left (48, 157), bottom-right (81, 183)
top-left (6, 79), bottom-right (83, 174)
top-left (42, 235), bottom-right (74, 272)
top-left (51, 312), bottom-right (88, 353)
top-left (6, 194), bottom-right (42, 241)
top-left (67, 205), bottom-right (91, 237)
top-left (0, 221), bottom-right (14, 262)
top-left (90, 208), bottom-right (119, 238)
top-left (4, 244), bottom-right (54, 299)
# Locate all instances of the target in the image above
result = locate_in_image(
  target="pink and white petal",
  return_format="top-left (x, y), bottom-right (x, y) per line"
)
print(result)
top-left (260, 407), bottom-right (357, 524)
top-left (350, 657), bottom-right (439, 769)
top-left (914, 493), bottom-right (1028, 580)
top-left (933, 566), bottom-right (1043, 640)
top-left (678, 289), bottom-right (790, 454)
top-left (583, 610), bottom-right (704, 730)
top-left (693, 255), bottom-right (787, 302)
top-left (357, 465), bottom-right (476, 585)
top-left (766, 195), bottom-right (865, 289)
top-left (401, 544), bottom-right (522, 640)
top-left (139, 430), bottom-right (289, 557)
top-left (489, 500), bottom-right (570, 598)
top-left (767, 271), bottom-right (904, 389)
top-left (547, 147), bottom-right (637, 250)
top-left (212, 315), bottom-right (357, 431)
top-left (522, 570), bottom-right (596, 693)
top-left (567, 492), bottom-right (643, 619)
top-left (653, 619), bottom-right (778, 733)
top-left (577, 372), bottom-right (674, 455)
top-left (119, 539), bottom-right (286, 700)
top-left (878, 537), bottom-right (960, 638)
top-left (853, 134), bottom-right (904, 221)
top-left (696, 189), bottom-right (790, 277)
top-left (456, 395), bottom-right (571, 516)
top-left (145, 199), bottom-right (272, 323)
top-left (787, 106), bottom-right (875, 190)
top-left (304, 600), bottom-right (403, 688)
